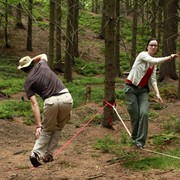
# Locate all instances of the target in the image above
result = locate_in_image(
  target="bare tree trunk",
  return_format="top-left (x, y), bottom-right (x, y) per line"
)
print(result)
top-left (157, 0), bottom-right (163, 44)
top-left (177, 63), bottom-right (180, 99)
top-left (159, 0), bottom-right (178, 81)
top-left (16, 3), bottom-right (25, 29)
top-left (92, 0), bottom-right (99, 13)
top-left (115, 0), bottom-right (121, 77)
top-left (140, 0), bottom-right (145, 24)
top-left (55, 0), bottom-right (61, 62)
top-left (26, 0), bottom-right (33, 51)
top-left (73, 0), bottom-right (79, 58)
top-left (98, 0), bottom-right (105, 39)
top-left (151, 0), bottom-right (156, 38)
top-left (130, 0), bottom-right (138, 67)
top-left (4, 0), bottom-right (10, 48)
top-left (64, 0), bottom-right (74, 82)
top-left (103, 0), bottom-right (116, 128)
top-left (49, 0), bottom-right (56, 69)
top-left (125, 0), bottom-right (130, 15)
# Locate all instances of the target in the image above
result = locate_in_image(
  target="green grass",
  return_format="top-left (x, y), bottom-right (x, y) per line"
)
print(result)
top-left (79, 11), bottom-right (101, 33)
top-left (163, 116), bottom-right (180, 133)
top-left (94, 134), bottom-right (180, 170)
top-left (148, 110), bottom-right (160, 120)
top-left (94, 134), bottom-right (120, 153)
top-left (151, 133), bottom-right (179, 146)
top-left (0, 56), bottom-right (25, 95)
top-left (65, 75), bottom-right (105, 107)
top-left (123, 148), bottom-right (180, 170)
top-left (75, 58), bottom-right (104, 76)
top-left (0, 100), bottom-right (32, 119)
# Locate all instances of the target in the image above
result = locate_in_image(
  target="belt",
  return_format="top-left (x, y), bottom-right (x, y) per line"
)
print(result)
top-left (52, 92), bottom-right (68, 96)
top-left (126, 83), bottom-right (143, 89)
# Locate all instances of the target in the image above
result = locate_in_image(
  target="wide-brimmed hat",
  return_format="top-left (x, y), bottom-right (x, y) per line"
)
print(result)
top-left (17, 56), bottom-right (34, 70)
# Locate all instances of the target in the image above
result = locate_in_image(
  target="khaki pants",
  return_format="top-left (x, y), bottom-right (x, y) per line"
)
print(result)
top-left (32, 91), bottom-right (73, 158)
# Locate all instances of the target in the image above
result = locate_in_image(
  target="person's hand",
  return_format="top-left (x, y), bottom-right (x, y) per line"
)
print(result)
top-left (35, 126), bottom-right (42, 139)
top-left (156, 93), bottom-right (163, 103)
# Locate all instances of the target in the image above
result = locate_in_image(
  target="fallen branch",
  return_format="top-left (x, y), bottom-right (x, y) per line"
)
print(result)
top-left (87, 172), bottom-right (106, 179)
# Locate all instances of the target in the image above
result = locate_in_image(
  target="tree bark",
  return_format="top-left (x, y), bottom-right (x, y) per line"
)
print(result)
top-left (26, 0), bottom-right (33, 51)
top-left (159, 0), bottom-right (178, 81)
top-left (49, 0), bottom-right (56, 69)
top-left (92, 0), bottom-right (99, 13)
top-left (73, 0), bottom-right (79, 58)
top-left (130, 0), bottom-right (138, 67)
top-left (5, 0), bottom-right (10, 48)
top-left (15, 3), bottom-right (25, 29)
top-left (103, 0), bottom-right (116, 128)
top-left (115, 0), bottom-right (121, 77)
top-left (98, 0), bottom-right (105, 39)
top-left (151, 0), bottom-right (157, 38)
top-left (177, 63), bottom-right (180, 99)
top-left (157, 0), bottom-right (163, 44)
top-left (55, 0), bottom-right (62, 64)
top-left (64, 0), bottom-right (74, 82)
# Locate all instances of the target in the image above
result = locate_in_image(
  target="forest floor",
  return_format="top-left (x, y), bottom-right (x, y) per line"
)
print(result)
top-left (0, 18), bottom-right (180, 179)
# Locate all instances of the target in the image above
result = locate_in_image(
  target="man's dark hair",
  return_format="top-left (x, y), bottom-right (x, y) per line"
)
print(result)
top-left (21, 61), bottom-right (34, 73)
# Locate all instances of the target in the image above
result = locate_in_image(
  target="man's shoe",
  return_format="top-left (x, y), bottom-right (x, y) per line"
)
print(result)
top-left (30, 152), bottom-right (42, 167)
top-left (43, 155), bottom-right (54, 163)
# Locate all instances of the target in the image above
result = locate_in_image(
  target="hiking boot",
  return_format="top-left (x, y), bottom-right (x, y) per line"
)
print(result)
top-left (43, 155), bottom-right (54, 163)
top-left (30, 152), bottom-right (42, 167)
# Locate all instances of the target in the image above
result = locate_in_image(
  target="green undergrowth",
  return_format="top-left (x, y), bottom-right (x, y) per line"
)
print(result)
top-left (0, 99), bottom-right (32, 120)
top-left (123, 148), bottom-right (180, 170)
top-left (94, 134), bottom-right (180, 170)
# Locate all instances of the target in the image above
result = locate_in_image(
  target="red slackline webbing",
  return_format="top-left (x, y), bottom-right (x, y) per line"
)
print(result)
top-left (53, 103), bottom-right (108, 158)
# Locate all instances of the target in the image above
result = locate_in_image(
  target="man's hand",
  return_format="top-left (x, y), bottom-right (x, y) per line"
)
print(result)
top-left (36, 127), bottom-right (42, 139)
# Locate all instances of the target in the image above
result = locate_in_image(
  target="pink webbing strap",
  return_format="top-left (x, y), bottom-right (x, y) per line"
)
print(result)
top-left (104, 100), bottom-right (114, 108)
top-left (105, 100), bottom-right (132, 137)
top-left (53, 103), bottom-right (108, 158)
top-left (104, 100), bottom-right (116, 126)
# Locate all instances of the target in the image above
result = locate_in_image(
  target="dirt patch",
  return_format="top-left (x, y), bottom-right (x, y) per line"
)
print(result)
top-left (0, 100), bottom-right (180, 180)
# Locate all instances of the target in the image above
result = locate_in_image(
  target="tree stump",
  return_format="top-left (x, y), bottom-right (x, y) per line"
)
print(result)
top-left (84, 86), bottom-right (91, 103)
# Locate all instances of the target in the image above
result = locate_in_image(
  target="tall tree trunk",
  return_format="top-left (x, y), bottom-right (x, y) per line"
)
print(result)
top-left (151, 0), bottom-right (156, 38)
top-left (159, 0), bottom-right (178, 81)
top-left (92, 0), bottom-right (98, 13)
top-left (177, 63), bottom-right (180, 99)
top-left (125, 0), bottom-right (130, 16)
top-left (130, 0), bottom-right (138, 67)
top-left (16, 3), bottom-right (25, 29)
top-left (4, 0), bottom-right (10, 48)
top-left (115, 0), bottom-right (121, 77)
top-left (49, 0), bottom-right (56, 69)
top-left (55, 0), bottom-right (62, 70)
top-left (73, 0), bottom-right (79, 58)
top-left (26, 0), bottom-right (33, 51)
top-left (103, 0), bottom-right (116, 128)
top-left (64, 0), bottom-right (74, 82)
top-left (98, 0), bottom-right (105, 39)
top-left (157, 0), bottom-right (163, 44)
top-left (140, 0), bottom-right (145, 24)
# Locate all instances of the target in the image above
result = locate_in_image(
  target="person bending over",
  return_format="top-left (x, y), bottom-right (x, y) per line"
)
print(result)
top-left (18, 54), bottom-right (73, 167)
